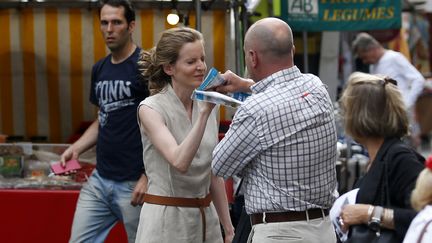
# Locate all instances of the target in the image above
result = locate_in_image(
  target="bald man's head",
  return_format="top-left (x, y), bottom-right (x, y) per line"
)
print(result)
top-left (244, 17), bottom-right (294, 61)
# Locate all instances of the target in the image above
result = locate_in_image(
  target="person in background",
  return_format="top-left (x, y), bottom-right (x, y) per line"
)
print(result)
top-left (338, 72), bottom-right (424, 242)
top-left (403, 155), bottom-right (432, 243)
top-left (212, 17), bottom-right (338, 243)
top-left (60, 0), bottom-right (148, 242)
top-left (352, 32), bottom-right (425, 146)
top-left (135, 27), bottom-right (234, 243)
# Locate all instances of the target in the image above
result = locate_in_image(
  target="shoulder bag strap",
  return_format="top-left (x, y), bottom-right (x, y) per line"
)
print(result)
top-left (234, 178), bottom-right (244, 197)
top-left (417, 218), bottom-right (432, 243)
top-left (382, 159), bottom-right (391, 206)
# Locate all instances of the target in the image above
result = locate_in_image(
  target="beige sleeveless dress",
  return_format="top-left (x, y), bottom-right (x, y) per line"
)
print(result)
top-left (135, 85), bottom-right (222, 243)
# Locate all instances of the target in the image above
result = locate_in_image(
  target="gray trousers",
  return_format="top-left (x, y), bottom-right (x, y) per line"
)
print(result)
top-left (247, 216), bottom-right (336, 243)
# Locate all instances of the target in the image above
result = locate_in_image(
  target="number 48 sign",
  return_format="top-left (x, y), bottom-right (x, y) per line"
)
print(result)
top-left (288, 0), bottom-right (318, 15)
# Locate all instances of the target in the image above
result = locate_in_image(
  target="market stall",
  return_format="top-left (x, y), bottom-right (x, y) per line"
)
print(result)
top-left (0, 143), bottom-right (127, 243)
top-left (0, 189), bottom-right (127, 243)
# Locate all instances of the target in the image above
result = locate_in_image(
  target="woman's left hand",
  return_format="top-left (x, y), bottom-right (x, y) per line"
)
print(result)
top-left (223, 225), bottom-right (235, 243)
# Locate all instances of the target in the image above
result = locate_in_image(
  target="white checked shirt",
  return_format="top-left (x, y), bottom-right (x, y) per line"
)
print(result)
top-left (212, 66), bottom-right (338, 214)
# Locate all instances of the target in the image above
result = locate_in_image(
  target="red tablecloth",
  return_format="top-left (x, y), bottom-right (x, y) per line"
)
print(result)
top-left (0, 189), bottom-right (127, 243)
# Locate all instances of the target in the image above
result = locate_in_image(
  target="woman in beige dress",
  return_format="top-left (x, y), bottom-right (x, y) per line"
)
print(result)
top-left (135, 27), bottom-right (234, 243)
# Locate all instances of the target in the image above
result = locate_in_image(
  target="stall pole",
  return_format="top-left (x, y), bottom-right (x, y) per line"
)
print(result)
top-left (195, 0), bottom-right (202, 31)
top-left (232, 0), bottom-right (242, 75)
top-left (303, 31), bottom-right (309, 73)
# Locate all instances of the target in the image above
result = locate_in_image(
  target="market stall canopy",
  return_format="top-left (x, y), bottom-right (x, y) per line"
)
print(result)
top-left (0, 0), bottom-right (229, 10)
top-left (0, 0), bottom-right (236, 142)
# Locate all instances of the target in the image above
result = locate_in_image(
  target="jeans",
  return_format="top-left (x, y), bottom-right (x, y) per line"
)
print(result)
top-left (69, 170), bottom-right (141, 243)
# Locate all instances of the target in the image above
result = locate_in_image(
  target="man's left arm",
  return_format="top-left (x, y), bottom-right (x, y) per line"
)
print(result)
top-left (212, 108), bottom-right (261, 178)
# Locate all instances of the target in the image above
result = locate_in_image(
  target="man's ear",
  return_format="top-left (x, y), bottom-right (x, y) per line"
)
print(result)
top-left (128, 20), bottom-right (136, 33)
top-left (292, 45), bottom-right (295, 56)
top-left (249, 50), bottom-right (258, 68)
top-left (163, 63), bottom-right (173, 76)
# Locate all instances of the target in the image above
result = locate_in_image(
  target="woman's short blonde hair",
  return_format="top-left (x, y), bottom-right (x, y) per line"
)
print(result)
top-left (339, 72), bottom-right (408, 141)
top-left (411, 168), bottom-right (432, 211)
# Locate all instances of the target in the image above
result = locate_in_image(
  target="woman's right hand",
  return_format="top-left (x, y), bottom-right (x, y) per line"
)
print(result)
top-left (200, 101), bottom-right (216, 115)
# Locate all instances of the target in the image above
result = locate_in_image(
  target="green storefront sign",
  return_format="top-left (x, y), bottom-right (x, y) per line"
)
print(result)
top-left (280, 0), bottom-right (401, 31)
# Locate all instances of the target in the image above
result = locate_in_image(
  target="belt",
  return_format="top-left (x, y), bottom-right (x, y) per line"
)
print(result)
top-left (143, 193), bottom-right (212, 241)
top-left (250, 208), bottom-right (329, 226)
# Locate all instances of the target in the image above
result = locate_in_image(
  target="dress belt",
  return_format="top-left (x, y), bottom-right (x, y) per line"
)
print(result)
top-left (143, 193), bottom-right (212, 241)
top-left (250, 208), bottom-right (329, 226)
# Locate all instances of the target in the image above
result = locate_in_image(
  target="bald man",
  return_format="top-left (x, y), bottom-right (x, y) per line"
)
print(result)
top-left (212, 17), bottom-right (338, 242)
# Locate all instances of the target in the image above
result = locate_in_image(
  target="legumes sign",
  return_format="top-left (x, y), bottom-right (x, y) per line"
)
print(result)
top-left (281, 0), bottom-right (401, 31)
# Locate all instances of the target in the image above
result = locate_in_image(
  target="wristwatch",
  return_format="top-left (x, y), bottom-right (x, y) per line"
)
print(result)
top-left (368, 206), bottom-right (383, 232)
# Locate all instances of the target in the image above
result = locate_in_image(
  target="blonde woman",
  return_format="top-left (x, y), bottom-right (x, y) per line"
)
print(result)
top-left (403, 156), bottom-right (432, 243)
top-left (135, 27), bottom-right (234, 243)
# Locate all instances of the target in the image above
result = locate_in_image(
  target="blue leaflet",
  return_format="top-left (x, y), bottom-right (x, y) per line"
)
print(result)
top-left (192, 67), bottom-right (251, 107)
top-left (198, 67), bottom-right (225, 91)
